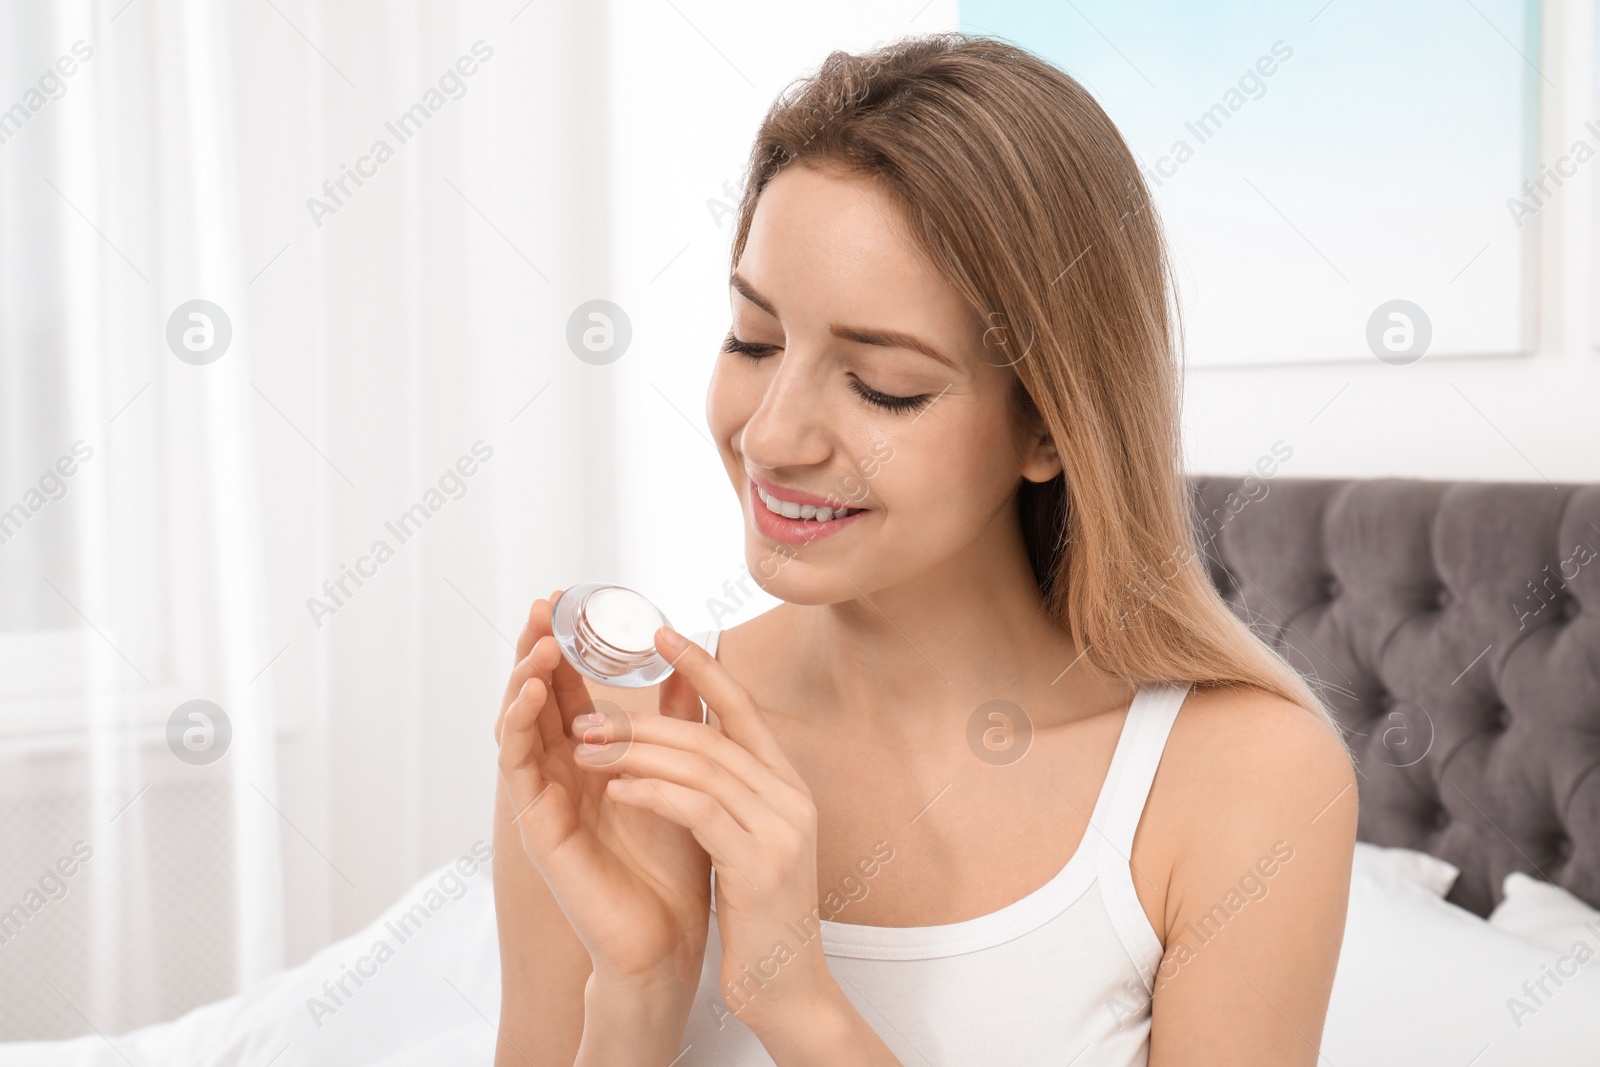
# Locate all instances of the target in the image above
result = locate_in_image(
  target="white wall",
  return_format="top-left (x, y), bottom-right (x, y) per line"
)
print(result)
top-left (1183, 0), bottom-right (1598, 484)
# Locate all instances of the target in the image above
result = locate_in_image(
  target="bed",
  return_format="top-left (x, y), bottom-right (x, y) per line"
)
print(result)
top-left (1191, 475), bottom-right (1600, 918)
top-left (4, 475), bottom-right (1597, 1065)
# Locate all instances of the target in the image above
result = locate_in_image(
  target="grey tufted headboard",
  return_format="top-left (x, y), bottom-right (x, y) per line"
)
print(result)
top-left (1188, 475), bottom-right (1600, 917)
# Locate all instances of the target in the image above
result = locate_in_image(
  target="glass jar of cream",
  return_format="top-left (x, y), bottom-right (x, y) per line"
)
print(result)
top-left (550, 583), bottom-right (676, 688)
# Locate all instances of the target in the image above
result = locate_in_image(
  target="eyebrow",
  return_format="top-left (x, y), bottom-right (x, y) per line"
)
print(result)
top-left (730, 271), bottom-right (959, 371)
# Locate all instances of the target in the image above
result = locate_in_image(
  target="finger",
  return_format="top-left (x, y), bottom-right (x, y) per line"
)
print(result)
top-left (496, 625), bottom-right (569, 743)
top-left (549, 641), bottom-right (597, 733)
top-left (499, 590), bottom-right (563, 739)
top-left (514, 618), bottom-right (599, 740)
top-left (659, 668), bottom-right (705, 725)
top-left (654, 627), bottom-right (795, 783)
top-left (498, 675), bottom-right (552, 818)
top-left (603, 777), bottom-right (763, 887)
top-left (497, 638), bottom-right (549, 743)
top-left (514, 591), bottom-right (560, 664)
top-left (527, 636), bottom-right (572, 755)
top-left (575, 736), bottom-right (779, 837)
top-left (588, 709), bottom-right (791, 808)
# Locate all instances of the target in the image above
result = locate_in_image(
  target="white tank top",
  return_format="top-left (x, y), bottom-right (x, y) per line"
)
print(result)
top-left (679, 628), bottom-right (1192, 1066)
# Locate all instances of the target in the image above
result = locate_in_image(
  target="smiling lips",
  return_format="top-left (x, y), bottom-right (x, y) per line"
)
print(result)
top-left (748, 474), bottom-right (867, 546)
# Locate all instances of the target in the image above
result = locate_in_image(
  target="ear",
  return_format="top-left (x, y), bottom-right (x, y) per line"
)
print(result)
top-left (1020, 425), bottom-right (1063, 484)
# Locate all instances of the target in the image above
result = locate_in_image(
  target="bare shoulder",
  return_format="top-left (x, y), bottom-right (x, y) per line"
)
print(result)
top-left (1143, 681), bottom-right (1358, 929)
top-left (1160, 681), bottom-right (1357, 825)
top-left (1141, 682), bottom-right (1359, 1061)
top-left (706, 606), bottom-right (791, 687)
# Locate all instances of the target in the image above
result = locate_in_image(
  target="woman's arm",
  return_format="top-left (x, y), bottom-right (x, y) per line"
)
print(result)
top-left (732, 989), bottom-right (906, 1065)
top-left (1147, 686), bottom-right (1359, 1066)
top-left (491, 597), bottom-right (595, 1066)
top-left (492, 767), bottom-right (592, 1066)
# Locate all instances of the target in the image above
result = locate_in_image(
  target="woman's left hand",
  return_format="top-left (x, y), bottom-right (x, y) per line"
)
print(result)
top-left (568, 625), bottom-right (836, 1039)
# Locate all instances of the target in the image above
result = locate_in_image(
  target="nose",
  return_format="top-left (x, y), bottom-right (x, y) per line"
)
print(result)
top-left (738, 348), bottom-right (832, 475)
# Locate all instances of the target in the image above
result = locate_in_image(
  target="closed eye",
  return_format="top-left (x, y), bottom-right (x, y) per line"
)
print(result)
top-left (847, 375), bottom-right (930, 414)
top-left (721, 334), bottom-right (778, 359)
top-left (722, 331), bottom-right (932, 416)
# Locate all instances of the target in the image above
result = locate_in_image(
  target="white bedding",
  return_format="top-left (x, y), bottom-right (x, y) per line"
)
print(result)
top-left (3, 844), bottom-right (1596, 1065)
top-left (0, 854), bottom-right (502, 1067)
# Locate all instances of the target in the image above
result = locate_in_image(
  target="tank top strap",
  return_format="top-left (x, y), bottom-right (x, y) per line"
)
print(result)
top-left (700, 628), bottom-right (721, 658)
top-left (1090, 680), bottom-right (1191, 857)
top-left (686, 629), bottom-right (721, 725)
top-left (1090, 680), bottom-right (1192, 992)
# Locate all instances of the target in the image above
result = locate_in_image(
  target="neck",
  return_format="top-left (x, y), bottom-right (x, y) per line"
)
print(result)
top-left (769, 508), bottom-right (1130, 742)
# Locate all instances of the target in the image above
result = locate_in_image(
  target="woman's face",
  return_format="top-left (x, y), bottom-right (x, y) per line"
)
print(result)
top-left (706, 161), bottom-right (1060, 605)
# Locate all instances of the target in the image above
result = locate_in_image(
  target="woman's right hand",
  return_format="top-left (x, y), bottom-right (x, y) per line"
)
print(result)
top-left (495, 590), bottom-right (714, 999)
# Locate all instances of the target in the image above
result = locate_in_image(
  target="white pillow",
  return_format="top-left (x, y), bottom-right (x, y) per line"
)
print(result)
top-left (1323, 846), bottom-right (1600, 1066)
top-left (1351, 840), bottom-right (1461, 896)
top-left (1489, 871), bottom-right (1600, 955)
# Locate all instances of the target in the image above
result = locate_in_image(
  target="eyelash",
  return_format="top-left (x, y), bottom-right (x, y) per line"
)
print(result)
top-left (720, 334), bottom-right (932, 415)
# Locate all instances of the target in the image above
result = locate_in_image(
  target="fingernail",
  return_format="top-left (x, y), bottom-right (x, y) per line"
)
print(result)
top-left (573, 713), bottom-right (604, 730)
top-left (582, 726), bottom-right (606, 745)
top-left (657, 627), bottom-right (686, 653)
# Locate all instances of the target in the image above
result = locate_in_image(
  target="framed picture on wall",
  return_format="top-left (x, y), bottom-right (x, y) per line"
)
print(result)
top-left (960, 0), bottom-right (1542, 367)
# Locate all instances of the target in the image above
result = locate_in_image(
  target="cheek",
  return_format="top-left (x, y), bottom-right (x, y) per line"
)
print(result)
top-left (878, 409), bottom-right (1019, 524)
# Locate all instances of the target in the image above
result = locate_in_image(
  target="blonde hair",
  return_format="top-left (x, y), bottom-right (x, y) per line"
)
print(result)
top-left (728, 31), bottom-right (1342, 734)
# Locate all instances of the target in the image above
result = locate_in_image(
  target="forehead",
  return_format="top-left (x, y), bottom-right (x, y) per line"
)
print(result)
top-left (737, 162), bottom-right (976, 344)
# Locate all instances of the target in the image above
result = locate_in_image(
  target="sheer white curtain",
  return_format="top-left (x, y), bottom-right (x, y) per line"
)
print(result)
top-left (1, 0), bottom-right (287, 1035)
top-left (0, 0), bottom-right (603, 1039)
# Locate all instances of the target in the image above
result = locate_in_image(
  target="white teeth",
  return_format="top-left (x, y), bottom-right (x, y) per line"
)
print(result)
top-left (756, 485), bottom-right (856, 522)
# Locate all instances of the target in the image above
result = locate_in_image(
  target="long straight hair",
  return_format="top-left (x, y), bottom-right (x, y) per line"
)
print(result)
top-left (727, 32), bottom-right (1341, 733)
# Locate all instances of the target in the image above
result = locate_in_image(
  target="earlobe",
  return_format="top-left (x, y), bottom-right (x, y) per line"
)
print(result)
top-left (1020, 434), bottom-right (1063, 484)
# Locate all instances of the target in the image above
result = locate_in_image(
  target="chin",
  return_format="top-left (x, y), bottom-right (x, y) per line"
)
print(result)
top-left (740, 542), bottom-right (856, 607)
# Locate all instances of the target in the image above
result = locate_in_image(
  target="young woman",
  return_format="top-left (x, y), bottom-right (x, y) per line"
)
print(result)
top-left (492, 32), bottom-right (1357, 1066)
